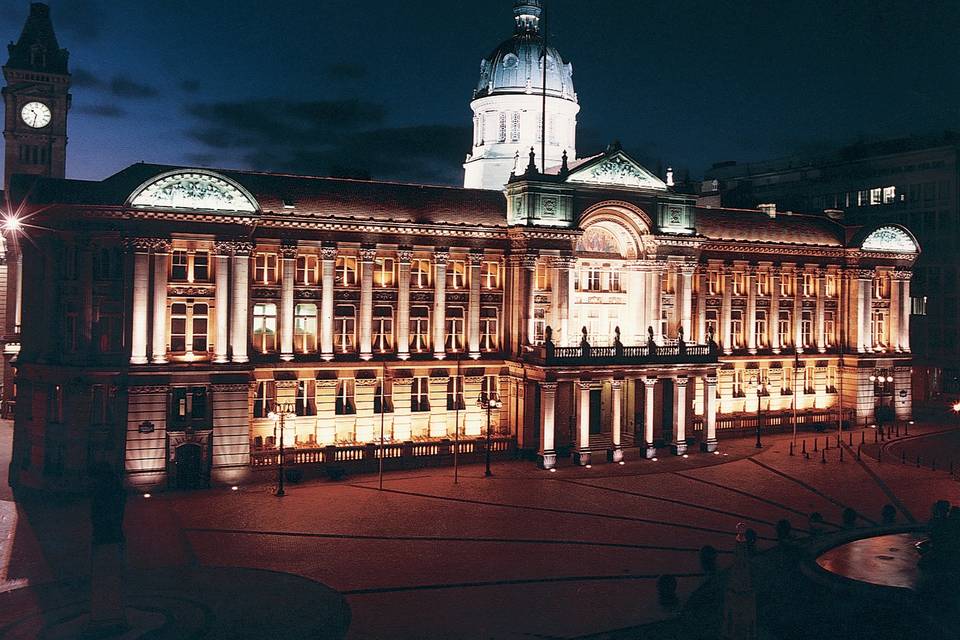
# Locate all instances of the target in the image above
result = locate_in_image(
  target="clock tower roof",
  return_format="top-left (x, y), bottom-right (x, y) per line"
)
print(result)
top-left (5, 3), bottom-right (69, 74)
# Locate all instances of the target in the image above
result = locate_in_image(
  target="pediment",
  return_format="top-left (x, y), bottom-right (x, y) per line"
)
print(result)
top-left (567, 151), bottom-right (667, 191)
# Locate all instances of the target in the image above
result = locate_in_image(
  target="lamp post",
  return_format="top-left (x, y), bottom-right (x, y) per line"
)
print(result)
top-left (952, 401), bottom-right (960, 428)
top-left (751, 374), bottom-right (767, 449)
top-left (478, 391), bottom-right (502, 477)
top-left (268, 401), bottom-right (296, 497)
top-left (869, 371), bottom-right (895, 431)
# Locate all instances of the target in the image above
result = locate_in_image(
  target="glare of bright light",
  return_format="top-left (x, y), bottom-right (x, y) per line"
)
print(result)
top-left (713, 451), bottom-right (721, 455)
top-left (682, 454), bottom-right (689, 459)
top-left (652, 457), bottom-right (658, 462)
top-left (618, 461), bottom-right (625, 466)
top-left (143, 493), bottom-right (151, 499)
top-left (953, 402), bottom-right (960, 413)
top-left (231, 486), bottom-right (239, 491)
top-left (2, 216), bottom-right (21, 234)
top-left (549, 468), bottom-right (557, 473)
top-left (585, 464), bottom-right (592, 469)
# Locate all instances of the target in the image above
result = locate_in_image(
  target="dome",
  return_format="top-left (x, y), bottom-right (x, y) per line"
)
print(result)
top-left (473, 2), bottom-right (576, 103)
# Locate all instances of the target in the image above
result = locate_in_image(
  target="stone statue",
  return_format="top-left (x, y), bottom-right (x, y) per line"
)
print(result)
top-left (613, 326), bottom-right (623, 356)
top-left (678, 326), bottom-right (686, 354)
top-left (647, 326), bottom-right (657, 353)
top-left (544, 325), bottom-right (554, 358)
top-left (580, 326), bottom-right (590, 358)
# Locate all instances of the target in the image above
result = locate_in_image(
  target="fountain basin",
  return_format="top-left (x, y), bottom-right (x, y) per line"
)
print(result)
top-left (816, 532), bottom-right (926, 590)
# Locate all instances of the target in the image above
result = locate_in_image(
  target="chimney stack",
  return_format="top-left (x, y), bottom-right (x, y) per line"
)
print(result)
top-left (758, 203), bottom-right (777, 219)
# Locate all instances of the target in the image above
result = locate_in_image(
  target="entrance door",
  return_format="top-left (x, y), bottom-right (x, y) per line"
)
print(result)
top-left (589, 389), bottom-right (602, 434)
top-left (175, 443), bottom-right (203, 490)
top-left (660, 379), bottom-right (674, 444)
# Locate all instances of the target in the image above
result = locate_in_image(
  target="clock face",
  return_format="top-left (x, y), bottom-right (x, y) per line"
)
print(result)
top-left (20, 101), bottom-right (52, 128)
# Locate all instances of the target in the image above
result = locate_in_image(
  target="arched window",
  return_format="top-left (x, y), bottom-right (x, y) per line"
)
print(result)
top-left (130, 171), bottom-right (258, 212)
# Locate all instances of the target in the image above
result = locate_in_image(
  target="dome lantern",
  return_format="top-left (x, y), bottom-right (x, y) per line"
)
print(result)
top-left (514, 0), bottom-right (542, 34)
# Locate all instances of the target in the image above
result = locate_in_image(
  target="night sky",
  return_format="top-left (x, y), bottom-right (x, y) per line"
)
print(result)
top-left (2, 0), bottom-right (958, 186)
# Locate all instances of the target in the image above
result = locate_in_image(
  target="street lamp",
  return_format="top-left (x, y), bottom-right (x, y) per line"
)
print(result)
top-left (869, 372), bottom-right (895, 430)
top-left (952, 401), bottom-right (960, 427)
top-left (751, 374), bottom-right (768, 449)
top-left (478, 391), bottom-right (503, 477)
top-left (268, 401), bottom-right (296, 497)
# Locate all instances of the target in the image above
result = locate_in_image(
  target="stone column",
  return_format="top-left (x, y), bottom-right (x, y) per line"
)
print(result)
top-left (552, 256), bottom-right (573, 346)
top-left (230, 242), bottom-right (252, 364)
top-left (672, 376), bottom-right (688, 455)
top-left (695, 268), bottom-right (707, 343)
top-left (610, 379), bottom-right (623, 462)
top-left (575, 380), bottom-right (591, 466)
top-left (632, 261), bottom-right (648, 343)
top-left (746, 265), bottom-right (758, 354)
top-left (468, 252), bottom-right (483, 359)
top-left (523, 253), bottom-right (538, 346)
top-left (644, 377), bottom-right (657, 458)
top-left (792, 267), bottom-right (804, 353)
top-left (151, 239), bottom-right (171, 364)
top-left (320, 246), bottom-right (336, 361)
top-left (650, 261), bottom-right (665, 343)
top-left (720, 265), bottom-right (733, 354)
top-left (391, 375), bottom-right (413, 441)
top-left (769, 266), bottom-right (781, 354)
top-left (433, 250), bottom-right (449, 360)
top-left (888, 270), bottom-right (900, 352)
top-left (859, 268), bottom-right (873, 353)
top-left (538, 382), bottom-right (558, 469)
top-left (280, 243), bottom-right (297, 361)
top-left (396, 249), bottom-right (412, 360)
top-left (705, 374), bottom-right (718, 452)
top-left (899, 271), bottom-right (911, 352)
top-left (213, 242), bottom-right (231, 363)
top-left (815, 267), bottom-right (826, 353)
top-left (679, 262), bottom-right (695, 339)
top-left (359, 246), bottom-right (376, 361)
top-left (129, 239), bottom-right (151, 365)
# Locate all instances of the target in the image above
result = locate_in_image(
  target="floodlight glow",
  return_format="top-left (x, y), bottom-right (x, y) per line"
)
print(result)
top-left (952, 402), bottom-right (960, 413)
top-left (143, 493), bottom-right (151, 499)
top-left (2, 216), bottom-right (21, 234)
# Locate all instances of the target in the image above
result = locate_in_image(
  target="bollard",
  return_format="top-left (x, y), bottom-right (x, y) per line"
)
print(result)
top-left (905, 422), bottom-right (909, 436)
top-left (878, 448), bottom-right (882, 463)
top-left (874, 430), bottom-right (878, 443)
top-left (836, 434), bottom-right (841, 448)
top-left (839, 446), bottom-right (844, 462)
top-left (916, 455), bottom-right (920, 468)
top-left (802, 440), bottom-right (807, 454)
top-left (902, 451), bottom-right (906, 464)
top-left (857, 445), bottom-right (861, 461)
top-left (849, 433), bottom-right (853, 447)
top-left (861, 431), bottom-right (865, 445)
top-left (824, 436), bottom-right (829, 451)
top-left (821, 448), bottom-right (827, 464)
top-left (789, 441), bottom-right (794, 456)
top-left (813, 438), bottom-right (818, 452)
top-left (895, 425), bottom-right (900, 437)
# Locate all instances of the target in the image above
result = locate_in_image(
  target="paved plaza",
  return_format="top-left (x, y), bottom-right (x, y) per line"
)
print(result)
top-left (1, 421), bottom-right (959, 639)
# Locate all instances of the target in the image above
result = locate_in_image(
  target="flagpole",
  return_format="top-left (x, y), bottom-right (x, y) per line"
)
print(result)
top-left (838, 269), bottom-right (845, 443)
top-left (540, 0), bottom-right (548, 172)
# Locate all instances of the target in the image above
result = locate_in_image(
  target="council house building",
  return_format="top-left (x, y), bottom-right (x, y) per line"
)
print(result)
top-left (4, 2), bottom-right (921, 491)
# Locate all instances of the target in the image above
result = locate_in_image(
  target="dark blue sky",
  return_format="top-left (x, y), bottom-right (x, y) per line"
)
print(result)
top-left (3, 0), bottom-right (958, 186)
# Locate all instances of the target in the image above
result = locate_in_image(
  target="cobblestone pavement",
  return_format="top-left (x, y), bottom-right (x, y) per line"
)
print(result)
top-left (1, 422), bottom-right (959, 639)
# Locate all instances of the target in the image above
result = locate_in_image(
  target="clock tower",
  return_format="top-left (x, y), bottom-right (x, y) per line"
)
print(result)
top-left (3, 2), bottom-right (70, 192)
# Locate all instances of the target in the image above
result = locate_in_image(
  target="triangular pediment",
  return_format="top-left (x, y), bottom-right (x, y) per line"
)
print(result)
top-left (566, 150), bottom-right (667, 190)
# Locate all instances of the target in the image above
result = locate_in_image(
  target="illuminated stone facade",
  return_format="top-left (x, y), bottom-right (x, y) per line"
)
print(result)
top-left (6, 150), bottom-right (919, 490)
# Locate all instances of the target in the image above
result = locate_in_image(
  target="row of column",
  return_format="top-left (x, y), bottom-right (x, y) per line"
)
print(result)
top-left (130, 240), bottom-right (492, 365)
top-left (537, 374), bottom-right (718, 470)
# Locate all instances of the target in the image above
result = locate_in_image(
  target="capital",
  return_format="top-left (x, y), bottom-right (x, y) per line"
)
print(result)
top-left (610, 379), bottom-right (623, 391)
top-left (396, 247), bottom-right (414, 264)
top-left (433, 250), bottom-right (450, 266)
top-left (151, 238), bottom-right (172, 254)
top-left (359, 246), bottom-right (377, 263)
top-left (279, 242), bottom-right (299, 260)
top-left (320, 246), bottom-right (337, 261)
top-left (232, 241), bottom-right (254, 256)
top-left (468, 251), bottom-right (485, 266)
top-left (125, 237), bottom-right (155, 253)
top-left (674, 375), bottom-right (689, 387)
top-left (213, 240), bottom-right (234, 257)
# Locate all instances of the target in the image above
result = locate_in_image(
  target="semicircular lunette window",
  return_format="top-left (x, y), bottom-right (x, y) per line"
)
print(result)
top-left (861, 226), bottom-right (918, 253)
top-left (577, 226), bottom-right (623, 256)
top-left (130, 173), bottom-right (258, 213)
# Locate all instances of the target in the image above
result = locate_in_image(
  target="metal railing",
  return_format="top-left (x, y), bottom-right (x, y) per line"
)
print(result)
top-left (535, 342), bottom-right (718, 366)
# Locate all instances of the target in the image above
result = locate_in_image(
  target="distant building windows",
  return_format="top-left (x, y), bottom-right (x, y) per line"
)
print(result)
top-left (535, 262), bottom-right (551, 291)
top-left (498, 112), bottom-right (507, 143)
top-left (510, 112), bottom-right (520, 142)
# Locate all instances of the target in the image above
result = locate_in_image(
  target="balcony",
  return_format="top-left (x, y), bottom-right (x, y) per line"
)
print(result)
top-left (530, 342), bottom-right (719, 367)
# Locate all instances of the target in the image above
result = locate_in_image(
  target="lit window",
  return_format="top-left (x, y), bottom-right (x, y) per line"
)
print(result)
top-left (253, 303), bottom-right (278, 353)
top-left (871, 310), bottom-right (886, 348)
top-left (253, 381), bottom-right (275, 419)
top-left (824, 311), bottom-right (836, 348)
top-left (295, 380), bottom-right (316, 417)
top-left (782, 368), bottom-right (794, 394)
top-left (732, 371), bottom-right (745, 398)
top-left (254, 253), bottom-right (278, 284)
top-left (294, 303), bottom-right (318, 353)
top-left (334, 305), bottom-right (356, 353)
top-left (732, 272), bottom-right (744, 296)
top-left (804, 368), bottom-right (815, 394)
top-left (873, 275), bottom-right (887, 299)
top-left (535, 263), bottom-right (551, 291)
top-left (705, 309), bottom-right (719, 340)
top-left (480, 307), bottom-right (499, 351)
top-left (826, 367), bottom-right (838, 393)
top-left (481, 260), bottom-right (500, 289)
top-left (609, 270), bottom-right (621, 293)
top-left (335, 256), bottom-right (358, 287)
top-left (296, 255), bottom-right (319, 285)
top-left (447, 260), bottom-right (467, 290)
top-left (883, 186), bottom-right (896, 204)
top-left (870, 187), bottom-right (883, 206)
top-left (534, 308), bottom-right (546, 345)
top-left (170, 302), bottom-right (209, 355)
top-left (374, 257), bottom-right (396, 288)
top-left (410, 306), bottom-right (430, 353)
top-left (756, 272), bottom-right (770, 296)
top-left (335, 380), bottom-right (355, 415)
top-left (172, 250), bottom-right (189, 281)
top-left (170, 387), bottom-right (208, 428)
top-left (374, 378), bottom-right (393, 414)
top-left (778, 311), bottom-right (791, 349)
top-left (826, 274), bottom-right (837, 297)
top-left (801, 311), bottom-right (813, 348)
top-left (803, 273), bottom-right (815, 297)
top-left (708, 270), bottom-right (720, 295)
top-left (411, 378), bottom-right (430, 412)
top-left (731, 310), bottom-right (743, 348)
top-left (193, 252), bottom-right (210, 281)
top-left (445, 306), bottom-right (465, 352)
top-left (587, 267), bottom-right (602, 291)
top-left (446, 376), bottom-right (465, 411)
top-left (373, 306), bottom-right (394, 353)
top-left (411, 259), bottom-right (431, 288)
top-left (755, 311), bottom-right (768, 348)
